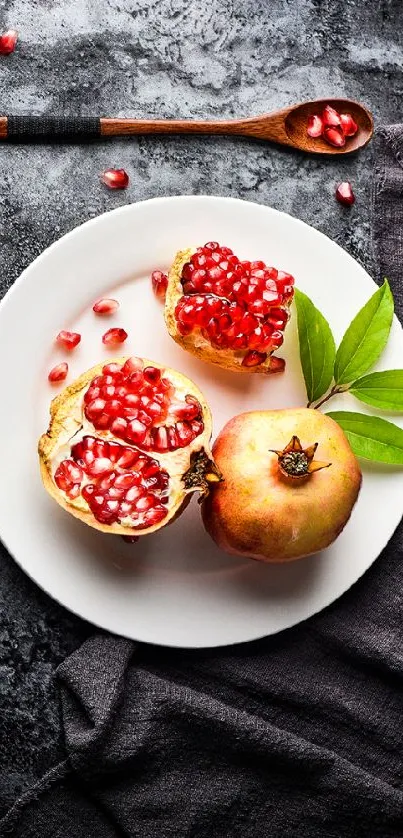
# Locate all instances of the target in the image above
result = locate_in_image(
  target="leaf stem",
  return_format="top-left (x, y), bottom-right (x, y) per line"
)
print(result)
top-left (310, 385), bottom-right (349, 410)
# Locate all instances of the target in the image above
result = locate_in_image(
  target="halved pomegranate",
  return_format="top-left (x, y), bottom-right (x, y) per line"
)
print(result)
top-left (164, 242), bottom-right (294, 374)
top-left (38, 357), bottom-right (220, 537)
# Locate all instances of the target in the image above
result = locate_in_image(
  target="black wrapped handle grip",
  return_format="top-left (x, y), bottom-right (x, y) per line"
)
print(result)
top-left (5, 115), bottom-right (101, 142)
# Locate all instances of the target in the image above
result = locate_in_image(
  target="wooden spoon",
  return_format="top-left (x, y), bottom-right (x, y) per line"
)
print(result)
top-left (0, 99), bottom-right (373, 153)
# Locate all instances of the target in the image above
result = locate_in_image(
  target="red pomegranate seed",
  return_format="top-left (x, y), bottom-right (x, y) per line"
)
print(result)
top-left (143, 366), bottom-right (161, 385)
top-left (125, 486), bottom-right (142, 503)
top-left (167, 426), bottom-right (179, 449)
top-left (242, 350), bottom-right (267, 368)
top-left (48, 362), bottom-right (68, 383)
top-left (0, 30), bottom-right (18, 55)
top-left (270, 330), bottom-right (284, 348)
top-left (110, 417), bottom-right (127, 436)
top-left (154, 426), bottom-right (169, 452)
top-left (322, 105), bottom-right (342, 129)
top-left (122, 535), bottom-right (139, 543)
top-left (122, 357), bottom-right (143, 374)
top-left (339, 113), bottom-right (358, 137)
top-left (176, 421), bottom-right (194, 447)
top-left (143, 506), bottom-right (167, 526)
top-left (269, 356), bottom-right (286, 373)
top-left (126, 419), bottom-right (147, 445)
top-left (103, 362), bottom-right (121, 374)
top-left (151, 270), bottom-right (168, 301)
top-left (93, 298), bottom-right (119, 315)
top-left (54, 459), bottom-right (84, 497)
top-left (56, 330), bottom-right (81, 350)
top-left (102, 328), bottom-right (128, 346)
top-left (335, 181), bottom-right (355, 207)
top-left (81, 484), bottom-right (95, 502)
top-left (100, 169), bottom-right (129, 189)
top-left (307, 114), bottom-right (323, 138)
top-left (323, 127), bottom-right (346, 148)
top-left (87, 457), bottom-right (113, 477)
top-left (135, 494), bottom-right (155, 512)
top-left (117, 449), bottom-right (138, 469)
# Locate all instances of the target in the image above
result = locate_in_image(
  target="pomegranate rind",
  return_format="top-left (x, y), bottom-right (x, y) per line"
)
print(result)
top-left (202, 408), bottom-right (362, 563)
top-left (39, 356), bottom-right (214, 537)
top-left (164, 248), bottom-right (289, 375)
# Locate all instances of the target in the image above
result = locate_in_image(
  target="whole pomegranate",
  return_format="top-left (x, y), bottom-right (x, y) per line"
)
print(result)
top-left (39, 357), bottom-right (221, 537)
top-left (164, 242), bottom-right (294, 373)
top-left (202, 408), bottom-right (362, 562)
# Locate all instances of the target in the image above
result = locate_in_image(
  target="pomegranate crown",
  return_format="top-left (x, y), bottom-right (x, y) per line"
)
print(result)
top-left (183, 449), bottom-right (223, 499)
top-left (270, 435), bottom-right (331, 480)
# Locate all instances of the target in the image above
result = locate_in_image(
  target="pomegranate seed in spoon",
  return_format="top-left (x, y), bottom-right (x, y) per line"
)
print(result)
top-left (100, 169), bottom-right (129, 189)
top-left (335, 182), bottom-right (355, 206)
top-left (0, 29), bottom-right (18, 55)
top-left (307, 114), bottom-right (323, 138)
top-left (323, 127), bottom-right (346, 148)
top-left (56, 330), bottom-right (81, 350)
top-left (102, 328), bottom-right (128, 346)
top-left (93, 298), bottom-right (119, 315)
top-left (48, 362), bottom-right (68, 383)
top-left (322, 105), bottom-right (342, 129)
top-left (340, 113), bottom-right (358, 137)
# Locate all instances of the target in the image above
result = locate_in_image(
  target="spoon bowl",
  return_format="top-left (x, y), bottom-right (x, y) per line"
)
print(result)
top-left (284, 98), bottom-right (373, 154)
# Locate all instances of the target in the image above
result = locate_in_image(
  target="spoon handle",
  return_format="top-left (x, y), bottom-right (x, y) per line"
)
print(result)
top-left (100, 114), bottom-right (290, 144)
top-left (0, 112), bottom-right (291, 144)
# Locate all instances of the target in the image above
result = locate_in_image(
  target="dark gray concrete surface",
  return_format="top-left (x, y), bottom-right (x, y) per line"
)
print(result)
top-left (0, 0), bottom-right (402, 817)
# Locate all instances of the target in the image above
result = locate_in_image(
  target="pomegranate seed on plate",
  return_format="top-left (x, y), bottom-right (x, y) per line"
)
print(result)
top-left (335, 181), bottom-right (355, 206)
top-left (340, 113), bottom-right (358, 137)
top-left (93, 298), bottom-right (119, 315)
top-left (102, 327), bottom-right (128, 346)
top-left (100, 169), bottom-right (129, 189)
top-left (121, 535), bottom-right (139, 543)
top-left (307, 114), bottom-right (323, 138)
top-left (323, 127), bottom-right (346, 148)
top-left (151, 270), bottom-right (168, 301)
top-left (56, 330), bottom-right (81, 350)
top-left (0, 29), bottom-right (18, 55)
top-left (48, 362), bottom-right (68, 383)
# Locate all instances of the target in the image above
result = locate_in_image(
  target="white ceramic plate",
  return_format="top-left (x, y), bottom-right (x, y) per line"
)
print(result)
top-left (0, 196), bottom-right (402, 648)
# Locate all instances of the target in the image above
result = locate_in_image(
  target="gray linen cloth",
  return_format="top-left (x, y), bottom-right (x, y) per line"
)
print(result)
top-left (2, 128), bottom-right (403, 838)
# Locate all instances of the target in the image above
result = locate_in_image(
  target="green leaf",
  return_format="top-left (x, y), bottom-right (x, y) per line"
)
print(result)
top-left (350, 370), bottom-right (403, 411)
top-left (294, 288), bottom-right (336, 404)
top-left (327, 411), bottom-right (403, 464)
top-left (333, 280), bottom-right (394, 386)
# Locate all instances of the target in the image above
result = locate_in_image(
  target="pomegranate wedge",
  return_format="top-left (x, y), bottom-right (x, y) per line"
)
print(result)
top-left (39, 357), bottom-right (221, 537)
top-left (164, 242), bottom-right (294, 374)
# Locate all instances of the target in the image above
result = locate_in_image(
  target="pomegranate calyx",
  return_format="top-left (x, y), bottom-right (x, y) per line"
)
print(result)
top-left (182, 449), bottom-right (223, 498)
top-left (270, 435), bottom-right (331, 480)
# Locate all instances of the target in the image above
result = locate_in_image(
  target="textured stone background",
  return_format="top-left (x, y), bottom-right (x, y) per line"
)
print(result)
top-left (0, 0), bottom-right (402, 818)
